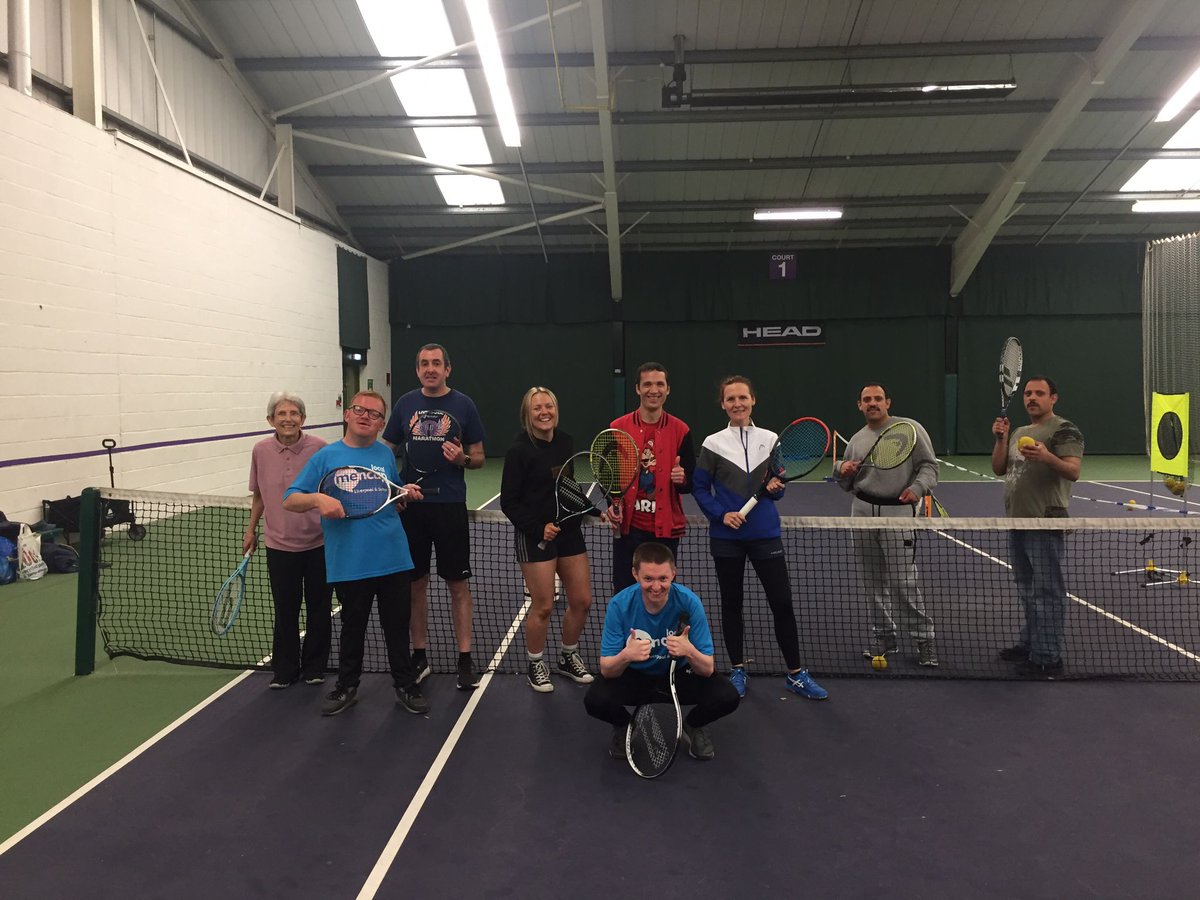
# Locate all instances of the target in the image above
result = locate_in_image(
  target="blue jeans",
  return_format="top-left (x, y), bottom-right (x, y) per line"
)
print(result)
top-left (1007, 530), bottom-right (1066, 664)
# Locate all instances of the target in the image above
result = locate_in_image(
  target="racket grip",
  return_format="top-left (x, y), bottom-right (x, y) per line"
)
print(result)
top-left (422, 487), bottom-right (440, 496)
top-left (738, 496), bottom-right (760, 517)
top-left (536, 540), bottom-right (548, 550)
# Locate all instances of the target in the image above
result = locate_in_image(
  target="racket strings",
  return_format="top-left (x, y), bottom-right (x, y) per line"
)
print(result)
top-left (556, 474), bottom-right (595, 514)
top-left (777, 426), bottom-right (831, 477)
top-left (630, 705), bottom-right (672, 770)
top-left (590, 432), bottom-right (640, 492)
top-left (868, 430), bottom-right (915, 468)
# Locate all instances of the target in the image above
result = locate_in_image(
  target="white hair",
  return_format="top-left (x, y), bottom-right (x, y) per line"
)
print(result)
top-left (266, 391), bottom-right (307, 418)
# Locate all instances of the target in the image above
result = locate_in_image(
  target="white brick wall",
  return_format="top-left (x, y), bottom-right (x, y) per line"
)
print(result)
top-left (0, 89), bottom-right (390, 522)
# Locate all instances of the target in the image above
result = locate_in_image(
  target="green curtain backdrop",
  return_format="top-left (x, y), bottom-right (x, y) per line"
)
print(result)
top-left (392, 243), bottom-right (1143, 456)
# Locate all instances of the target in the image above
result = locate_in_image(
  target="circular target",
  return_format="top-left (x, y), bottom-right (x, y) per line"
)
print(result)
top-left (1157, 411), bottom-right (1183, 461)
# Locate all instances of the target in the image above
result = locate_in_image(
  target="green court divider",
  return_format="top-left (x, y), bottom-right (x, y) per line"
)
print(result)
top-left (74, 487), bottom-right (100, 676)
top-left (944, 374), bottom-right (958, 455)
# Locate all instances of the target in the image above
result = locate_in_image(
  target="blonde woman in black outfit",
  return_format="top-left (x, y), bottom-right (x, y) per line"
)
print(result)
top-left (500, 387), bottom-right (595, 693)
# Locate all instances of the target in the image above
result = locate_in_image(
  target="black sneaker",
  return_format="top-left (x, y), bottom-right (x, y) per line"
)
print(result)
top-left (683, 721), bottom-right (714, 761)
top-left (302, 673), bottom-right (326, 686)
top-left (395, 683), bottom-right (431, 714)
top-left (998, 644), bottom-right (1031, 662)
top-left (861, 635), bottom-right (899, 659)
top-left (609, 726), bottom-right (627, 760)
top-left (456, 656), bottom-right (481, 691)
top-left (557, 649), bottom-right (595, 684)
top-left (917, 640), bottom-right (939, 667)
top-left (269, 676), bottom-right (296, 690)
top-left (527, 658), bottom-right (554, 693)
top-left (321, 687), bottom-right (358, 716)
top-left (1015, 658), bottom-right (1063, 679)
top-left (412, 650), bottom-right (431, 684)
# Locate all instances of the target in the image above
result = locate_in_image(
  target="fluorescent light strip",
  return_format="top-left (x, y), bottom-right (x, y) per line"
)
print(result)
top-left (466, 0), bottom-right (521, 148)
top-left (1131, 199), bottom-right (1200, 213)
top-left (754, 208), bottom-right (844, 222)
top-left (1157, 64), bottom-right (1200, 123)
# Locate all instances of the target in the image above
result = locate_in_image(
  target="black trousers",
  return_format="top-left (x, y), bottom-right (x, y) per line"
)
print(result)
top-left (265, 546), bottom-right (332, 681)
top-left (713, 554), bottom-right (801, 671)
top-left (584, 667), bottom-right (740, 729)
top-left (334, 571), bottom-right (415, 690)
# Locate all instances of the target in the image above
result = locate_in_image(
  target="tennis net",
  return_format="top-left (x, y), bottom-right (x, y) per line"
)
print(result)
top-left (76, 487), bottom-right (1200, 680)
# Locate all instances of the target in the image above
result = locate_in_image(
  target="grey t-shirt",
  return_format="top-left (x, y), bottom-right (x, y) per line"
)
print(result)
top-left (1003, 414), bottom-right (1085, 517)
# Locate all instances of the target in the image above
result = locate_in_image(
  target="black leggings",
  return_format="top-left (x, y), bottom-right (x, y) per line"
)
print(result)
top-left (713, 554), bottom-right (801, 670)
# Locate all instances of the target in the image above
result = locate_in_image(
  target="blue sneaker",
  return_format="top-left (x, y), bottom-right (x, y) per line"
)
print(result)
top-left (729, 667), bottom-right (748, 698)
top-left (785, 669), bottom-right (828, 701)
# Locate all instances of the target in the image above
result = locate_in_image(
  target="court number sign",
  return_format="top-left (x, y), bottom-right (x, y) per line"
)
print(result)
top-left (768, 253), bottom-right (796, 280)
top-left (738, 321), bottom-right (825, 348)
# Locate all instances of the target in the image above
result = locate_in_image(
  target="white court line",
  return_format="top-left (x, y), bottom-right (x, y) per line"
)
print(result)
top-left (1088, 479), bottom-right (1200, 509)
top-left (0, 670), bottom-right (255, 857)
top-left (937, 531), bottom-right (1200, 664)
top-left (2, 490), bottom-right (504, 856)
top-left (355, 598), bottom-right (532, 900)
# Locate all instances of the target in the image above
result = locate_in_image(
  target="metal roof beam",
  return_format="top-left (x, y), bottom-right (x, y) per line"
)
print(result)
top-left (279, 97), bottom-right (1191, 129)
top-left (308, 147), bottom-right (1200, 178)
top-left (588, 0), bottom-right (622, 300)
top-left (236, 35), bottom-right (1200, 71)
top-left (337, 191), bottom-right (1200, 218)
top-left (352, 210), bottom-right (1200, 239)
top-left (949, 0), bottom-right (1169, 296)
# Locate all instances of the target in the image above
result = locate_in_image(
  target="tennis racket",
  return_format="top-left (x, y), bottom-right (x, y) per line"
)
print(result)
top-left (852, 420), bottom-right (918, 479)
top-left (537, 452), bottom-right (606, 549)
top-left (589, 428), bottom-right (640, 517)
top-left (400, 409), bottom-right (463, 495)
top-left (318, 466), bottom-right (410, 519)
top-left (211, 552), bottom-right (250, 636)
top-left (738, 417), bottom-right (831, 516)
top-left (999, 336), bottom-right (1023, 418)
top-left (626, 612), bottom-right (689, 779)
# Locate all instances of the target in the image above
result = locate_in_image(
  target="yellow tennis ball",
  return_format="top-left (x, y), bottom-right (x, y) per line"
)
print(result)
top-left (871, 655), bottom-right (888, 671)
top-left (1017, 436), bottom-right (1036, 449)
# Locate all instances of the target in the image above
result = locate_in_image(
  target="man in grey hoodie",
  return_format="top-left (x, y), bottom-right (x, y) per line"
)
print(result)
top-left (834, 383), bottom-right (940, 667)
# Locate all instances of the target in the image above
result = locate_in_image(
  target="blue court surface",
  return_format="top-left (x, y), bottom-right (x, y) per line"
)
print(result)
top-left (1, 671), bottom-right (1199, 899)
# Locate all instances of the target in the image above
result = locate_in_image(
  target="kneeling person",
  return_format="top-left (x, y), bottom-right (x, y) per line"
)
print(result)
top-left (584, 543), bottom-right (739, 761)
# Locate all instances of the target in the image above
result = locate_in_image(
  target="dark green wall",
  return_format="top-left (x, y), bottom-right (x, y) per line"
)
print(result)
top-left (390, 244), bottom-right (1143, 456)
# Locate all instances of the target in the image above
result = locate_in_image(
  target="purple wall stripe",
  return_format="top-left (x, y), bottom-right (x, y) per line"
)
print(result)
top-left (0, 422), bottom-right (344, 470)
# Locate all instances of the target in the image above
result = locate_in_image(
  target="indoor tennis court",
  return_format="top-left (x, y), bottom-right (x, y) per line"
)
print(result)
top-left (5, 1), bottom-right (1200, 898)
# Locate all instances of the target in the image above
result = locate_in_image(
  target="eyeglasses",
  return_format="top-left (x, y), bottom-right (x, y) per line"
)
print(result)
top-left (347, 404), bottom-right (384, 421)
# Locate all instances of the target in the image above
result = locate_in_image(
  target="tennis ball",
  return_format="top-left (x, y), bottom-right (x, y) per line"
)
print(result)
top-left (871, 655), bottom-right (888, 671)
top-left (1017, 436), bottom-right (1036, 449)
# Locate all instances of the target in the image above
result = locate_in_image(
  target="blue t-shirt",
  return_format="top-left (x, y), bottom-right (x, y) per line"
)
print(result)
top-left (284, 440), bottom-right (414, 584)
top-left (382, 388), bottom-right (486, 505)
top-left (599, 583), bottom-right (714, 676)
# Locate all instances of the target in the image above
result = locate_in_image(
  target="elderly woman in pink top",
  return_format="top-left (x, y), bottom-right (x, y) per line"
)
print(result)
top-left (244, 392), bottom-right (332, 689)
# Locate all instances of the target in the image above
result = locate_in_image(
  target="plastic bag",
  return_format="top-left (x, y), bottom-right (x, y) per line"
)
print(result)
top-left (18, 524), bottom-right (48, 581)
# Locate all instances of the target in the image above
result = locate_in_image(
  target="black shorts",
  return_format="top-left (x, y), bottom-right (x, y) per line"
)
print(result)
top-left (400, 503), bottom-right (472, 581)
top-left (514, 527), bottom-right (587, 564)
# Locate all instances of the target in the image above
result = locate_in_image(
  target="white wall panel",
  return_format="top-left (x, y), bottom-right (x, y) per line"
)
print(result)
top-left (0, 89), bottom-right (390, 520)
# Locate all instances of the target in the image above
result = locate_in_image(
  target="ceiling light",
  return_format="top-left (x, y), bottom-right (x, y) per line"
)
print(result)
top-left (754, 208), bottom-right (844, 222)
top-left (1131, 199), bottom-right (1200, 213)
top-left (466, 0), bottom-right (521, 147)
top-left (1156, 64), bottom-right (1200, 123)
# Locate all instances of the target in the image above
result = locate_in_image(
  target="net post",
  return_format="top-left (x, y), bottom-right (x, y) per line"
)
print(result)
top-left (74, 487), bottom-right (102, 675)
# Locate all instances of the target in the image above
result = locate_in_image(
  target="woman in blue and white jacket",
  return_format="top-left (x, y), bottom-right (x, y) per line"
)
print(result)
top-left (692, 375), bottom-right (828, 702)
